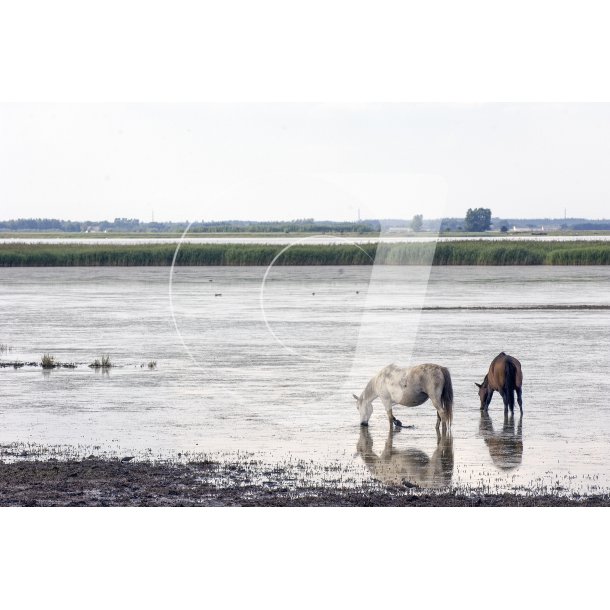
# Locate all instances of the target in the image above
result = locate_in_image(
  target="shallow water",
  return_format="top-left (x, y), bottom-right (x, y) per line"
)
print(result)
top-left (1, 265), bottom-right (608, 494)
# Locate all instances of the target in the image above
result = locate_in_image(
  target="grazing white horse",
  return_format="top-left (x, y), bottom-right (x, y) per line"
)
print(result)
top-left (353, 363), bottom-right (453, 430)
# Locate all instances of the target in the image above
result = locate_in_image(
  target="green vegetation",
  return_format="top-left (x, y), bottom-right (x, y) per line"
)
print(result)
top-left (0, 217), bottom-right (380, 234)
top-left (0, 243), bottom-right (377, 266)
top-left (410, 214), bottom-right (423, 232)
top-left (41, 354), bottom-right (55, 368)
top-left (0, 240), bottom-right (609, 266)
top-left (3, 216), bottom-right (610, 235)
top-left (465, 207), bottom-right (492, 232)
top-left (90, 355), bottom-right (112, 368)
top-left (431, 242), bottom-right (610, 265)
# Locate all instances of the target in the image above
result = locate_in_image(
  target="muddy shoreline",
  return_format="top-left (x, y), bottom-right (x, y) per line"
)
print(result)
top-left (1, 457), bottom-right (608, 507)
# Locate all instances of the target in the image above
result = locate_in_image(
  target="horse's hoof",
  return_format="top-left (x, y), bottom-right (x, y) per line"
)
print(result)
top-left (360, 422), bottom-right (369, 427)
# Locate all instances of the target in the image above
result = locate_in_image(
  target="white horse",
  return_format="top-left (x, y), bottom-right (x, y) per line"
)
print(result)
top-left (353, 363), bottom-right (453, 430)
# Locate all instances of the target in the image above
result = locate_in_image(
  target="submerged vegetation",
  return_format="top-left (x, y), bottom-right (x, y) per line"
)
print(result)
top-left (1, 355), bottom-right (160, 370)
top-left (38, 354), bottom-right (77, 369)
top-left (41, 354), bottom-right (55, 368)
top-left (89, 355), bottom-right (112, 369)
top-left (0, 240), bottom-right (609, 266)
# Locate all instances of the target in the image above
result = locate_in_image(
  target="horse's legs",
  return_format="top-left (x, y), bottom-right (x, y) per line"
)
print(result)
top-left (506, 390), bottom-right (515, 415)
top-left (516, 387), bottom-right (523, 414)
top-left (431, 393), bottom-right (447, 432)
top-left (381, 397), bottom-right (400, 428)
top-left (500, 390), bottom-right (509, 414)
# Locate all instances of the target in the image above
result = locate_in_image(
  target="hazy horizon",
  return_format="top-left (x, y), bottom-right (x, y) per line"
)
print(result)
top-left (1, 214), bottom-right (607, 224)
top-left (2, 104), bottom-right (610, 222)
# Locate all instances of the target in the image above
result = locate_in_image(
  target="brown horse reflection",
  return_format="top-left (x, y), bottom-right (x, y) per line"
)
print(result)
top-left (356, 427), bottom-right (453, 488)
top-left (478, 411), bottom-right (523, 470)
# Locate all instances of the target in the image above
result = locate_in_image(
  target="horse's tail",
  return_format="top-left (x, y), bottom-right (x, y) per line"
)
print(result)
top-left (504, 358), bottom-right (516, 410)
top-left (440, 367), bottom-right (453, 425)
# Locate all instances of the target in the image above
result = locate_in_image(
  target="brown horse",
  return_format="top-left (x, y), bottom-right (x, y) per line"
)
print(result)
top-left (475, 352), bottom-right (523, 413)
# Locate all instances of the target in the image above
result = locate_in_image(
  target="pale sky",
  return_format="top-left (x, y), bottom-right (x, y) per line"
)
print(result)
top-left (1, 104), bottom-right (609, 222)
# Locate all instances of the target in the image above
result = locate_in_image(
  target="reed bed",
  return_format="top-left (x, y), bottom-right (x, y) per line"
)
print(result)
top-left (0, 241), bottom-right (608, 266)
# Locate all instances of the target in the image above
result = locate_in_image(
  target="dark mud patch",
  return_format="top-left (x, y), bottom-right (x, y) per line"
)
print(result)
top-left (1, 457), bottom-right (609, 507)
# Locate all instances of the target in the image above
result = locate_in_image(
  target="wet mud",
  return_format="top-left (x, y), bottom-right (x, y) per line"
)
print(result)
top-left (1, 455), bottom-right (608, 507)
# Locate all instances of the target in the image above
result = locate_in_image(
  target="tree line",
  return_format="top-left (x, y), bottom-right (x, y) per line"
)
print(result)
top-left (0, 218), bottom-right (381, 233)
top-left (2, 212), bottom-right (608, 234)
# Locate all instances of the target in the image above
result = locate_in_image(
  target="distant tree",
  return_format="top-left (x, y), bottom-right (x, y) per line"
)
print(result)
top-left (465, 208), bottom-right (492, 232)
top-left (500, 225), bottom-right (508, 233)
top-left (410, 214), bottom-right (423, 232)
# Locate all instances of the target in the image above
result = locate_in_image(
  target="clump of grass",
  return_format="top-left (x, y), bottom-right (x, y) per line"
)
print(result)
top-left (41, 354), bottom-right (55, 369)
top-left (89, 354), bottom-right (112, 368)
top-left (0, 343), bottom-right (13, 352)
top-left (147, 360), bottom-right (157, 369)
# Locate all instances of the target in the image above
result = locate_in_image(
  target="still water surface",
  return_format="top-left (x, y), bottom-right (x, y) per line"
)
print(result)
top-left (1, 266), bottom-right (608, 493)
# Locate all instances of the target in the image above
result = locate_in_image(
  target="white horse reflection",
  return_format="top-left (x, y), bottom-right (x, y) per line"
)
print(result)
top-left (356, 427), bottom-right (454, 488)
top-left (478, 412), bottom-right (523, 470)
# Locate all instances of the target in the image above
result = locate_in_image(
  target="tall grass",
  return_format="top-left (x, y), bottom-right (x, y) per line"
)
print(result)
top-left (0, 241), bottom-right (608, 266)
top-left (41, 354), bottom-right (55, 368)
top-left (89, 355), bottom-right (112, 368)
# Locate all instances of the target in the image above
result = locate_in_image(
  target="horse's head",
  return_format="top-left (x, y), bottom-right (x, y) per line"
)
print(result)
top-left (474, 376), bottom-right (490, 410)
top-left (352, 393), bottom-right (373, 426)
